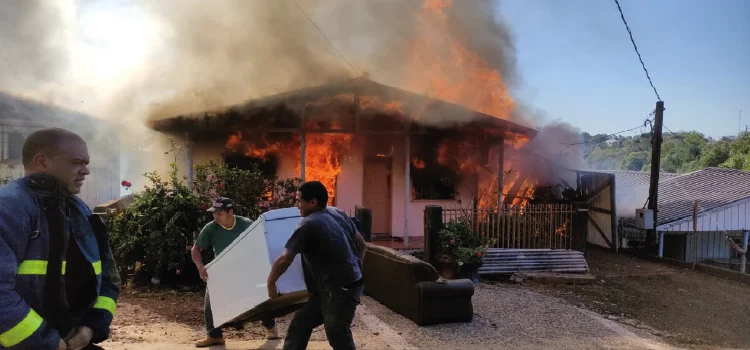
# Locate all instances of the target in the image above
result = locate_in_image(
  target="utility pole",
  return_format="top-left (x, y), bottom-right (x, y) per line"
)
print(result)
top-left (646, 101), bottom-right (664, 254)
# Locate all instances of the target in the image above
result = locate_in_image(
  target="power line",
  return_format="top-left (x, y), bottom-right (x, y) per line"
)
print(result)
top-left (565, 124), bottom-right (647, 146)
top-left (291, 0), bottom-right (361, 77)
top-left (613, 0), bottom-right (661, 101)
top-left (564, 110), bottom-right (656, 146)
top-left (662, 125), bottom-right (684, 141)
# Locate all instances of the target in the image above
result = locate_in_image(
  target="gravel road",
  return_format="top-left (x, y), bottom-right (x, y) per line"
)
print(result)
top-left (361, 283), bottom-right (679, 350)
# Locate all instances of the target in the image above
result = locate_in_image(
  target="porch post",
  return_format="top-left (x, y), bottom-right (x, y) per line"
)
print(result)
top-left (404, 135), bottom-right (410, 247)
top-left (497, 142), bottom-right (504, 210)
top-left (657, 231), bottom-right (664, 258)
top-left (741, 230), bottom-right (749, 274)
top-left (300, 132), bottom-right (306, 182)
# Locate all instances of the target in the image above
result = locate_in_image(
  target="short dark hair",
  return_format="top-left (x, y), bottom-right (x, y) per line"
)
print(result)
top-left (22, 128), bottom-right (84, 166)
top-left (298, 181), bottom-right (328, 208)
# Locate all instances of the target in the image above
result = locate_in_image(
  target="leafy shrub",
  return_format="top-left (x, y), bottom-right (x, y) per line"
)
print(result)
top-left (109, 153), bottom-right (301, 286)
top-left (438, 217), bottom-right (493, 267)
top-left (109, 162), bottom-right (209, 284)
top-left (193, 161), bottom-right (269, 219)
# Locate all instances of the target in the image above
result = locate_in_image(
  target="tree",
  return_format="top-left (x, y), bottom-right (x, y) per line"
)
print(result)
top-left (720, 132), bottom-right (750, 170)
top-left (580, 129), bottom-right (750, 174)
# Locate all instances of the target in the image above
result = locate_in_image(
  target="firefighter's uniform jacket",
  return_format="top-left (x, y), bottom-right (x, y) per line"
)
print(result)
top-left (0, 175), bottom-right (121, 349)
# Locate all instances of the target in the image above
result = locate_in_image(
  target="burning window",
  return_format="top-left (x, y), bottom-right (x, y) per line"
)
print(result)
top-left (411, 168), bottom-right (457, 200)
top-left (409, 135), bottom-right (458, 200)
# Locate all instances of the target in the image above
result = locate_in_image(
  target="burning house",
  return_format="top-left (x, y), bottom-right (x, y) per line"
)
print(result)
top-left (149, 78), bottom-right (544, 242)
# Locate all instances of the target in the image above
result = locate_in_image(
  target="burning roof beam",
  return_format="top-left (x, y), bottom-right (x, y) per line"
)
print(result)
top-left (148, 78), bottom-right (537, 140)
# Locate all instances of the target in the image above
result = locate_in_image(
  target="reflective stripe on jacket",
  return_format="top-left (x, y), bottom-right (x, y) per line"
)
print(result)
top-left (0, 177), bottom-right (121, 349)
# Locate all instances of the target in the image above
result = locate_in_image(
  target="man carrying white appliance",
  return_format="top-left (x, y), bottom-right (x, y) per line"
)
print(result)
top-left (192, 197), bottom-right (278, 347)
top-left (266, 181), bottom-right (368, 350)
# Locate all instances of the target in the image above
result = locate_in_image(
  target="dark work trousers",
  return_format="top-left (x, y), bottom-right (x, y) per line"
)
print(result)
top-left (282, 284), bottom-right (364, 350)
top-left (204, 289), bottom-right (275, 338)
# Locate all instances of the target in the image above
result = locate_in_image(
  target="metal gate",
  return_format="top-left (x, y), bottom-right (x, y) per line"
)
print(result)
top-left (442, 204), bottom-right (575, 250)
top-left (577, 171), bottom-right (617, 251)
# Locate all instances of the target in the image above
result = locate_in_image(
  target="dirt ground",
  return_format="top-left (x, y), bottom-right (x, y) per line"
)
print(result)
top-left (520, 248), bottom-right (750, 350)
top-left (98, 249), bottom-right (750, 349)
top-left (102, 283), bottom-right (679, 350)
top-left (102, 289), bottom-right (396, 349)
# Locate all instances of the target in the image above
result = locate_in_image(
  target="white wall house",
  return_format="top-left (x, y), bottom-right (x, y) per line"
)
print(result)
top-left (606, 167), bottom-right (750, 263)
top-left (0, 92), bottom-right (121, 208)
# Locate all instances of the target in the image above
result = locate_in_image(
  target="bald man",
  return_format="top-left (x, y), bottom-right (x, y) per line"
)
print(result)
top-left (0, 128), bottom-right (121, 350)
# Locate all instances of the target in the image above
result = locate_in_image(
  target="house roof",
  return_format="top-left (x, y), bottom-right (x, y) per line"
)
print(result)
top-left (656, 167), bottom-right (750, 226)
top-left (147, 78), bottom-right (537, 139)
top-left (0, 91), bottom-right (99, 132)
top-left (589, 169), bottom-right (680, 196)
top-left (598, 168), bottom-right (750, 226)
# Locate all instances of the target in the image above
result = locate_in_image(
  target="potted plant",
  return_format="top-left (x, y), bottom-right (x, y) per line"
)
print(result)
top-left (437, 218), bottom-right (492, 282)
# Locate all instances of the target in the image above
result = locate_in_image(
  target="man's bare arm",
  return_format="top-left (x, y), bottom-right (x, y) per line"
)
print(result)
top-left (353, 231), bottom-right (367, 263)
top-left (191, 244), bottom-right (203, 267)
top-left (267, 249), bottom-right (296, 297)
top-left (191, 244), bottom-right (208, 281)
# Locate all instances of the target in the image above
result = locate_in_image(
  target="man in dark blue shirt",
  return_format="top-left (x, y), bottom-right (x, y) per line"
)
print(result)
top-left (266, 181), bottom-right (367, 350)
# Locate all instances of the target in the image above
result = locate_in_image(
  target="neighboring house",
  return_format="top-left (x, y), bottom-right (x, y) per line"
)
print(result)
top-left (148, 78), bottom-right (538, 241)
top-left (600, 167), bottom-right (750, 262)
top-left (0, 91), bottom-right (121, 208)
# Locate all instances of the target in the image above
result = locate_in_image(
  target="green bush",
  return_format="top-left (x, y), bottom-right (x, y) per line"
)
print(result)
top-left (109, 162), bottom-right (208, 284)
top-left (438, 217), bottom-right (493, 267)
top-left (109, 155), bottom-right (301, 286)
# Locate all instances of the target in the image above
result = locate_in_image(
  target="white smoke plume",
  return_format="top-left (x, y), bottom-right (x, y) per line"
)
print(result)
top-left (0, 0), bottom-right (582, 191)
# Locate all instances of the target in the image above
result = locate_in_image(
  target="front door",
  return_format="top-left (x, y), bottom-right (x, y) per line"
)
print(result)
top-left (363, 158), bottom-right (392, 235)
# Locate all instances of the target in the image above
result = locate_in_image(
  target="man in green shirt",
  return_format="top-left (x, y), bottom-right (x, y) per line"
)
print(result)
top-left (191, 197), bottom-right (278, 347)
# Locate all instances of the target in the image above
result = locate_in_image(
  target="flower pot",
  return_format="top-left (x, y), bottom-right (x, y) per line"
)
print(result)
top-left (435, 261), bottom-right (459, 279)
top-left (457, 262), bottom-right (482, 284)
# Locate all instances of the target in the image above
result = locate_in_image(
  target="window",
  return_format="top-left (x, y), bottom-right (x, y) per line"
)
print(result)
top-left (8, 132), bottom-right (24, 161)
top-left (411, 168), bottom-right (457, 200)
top-left (409, 135), bottom-right (457, 200)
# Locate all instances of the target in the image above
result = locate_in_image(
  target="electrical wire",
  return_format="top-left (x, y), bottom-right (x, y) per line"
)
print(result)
top-left (613, 0), bottom-right (661, 101)
top-left (291, 0), bottom-right (361, 77)
top-left (564, 110), bottom-right (656, 146)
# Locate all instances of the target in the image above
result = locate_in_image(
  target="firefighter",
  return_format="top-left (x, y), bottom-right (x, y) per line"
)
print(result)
top-left (0, 128), bottom-right (121, 350)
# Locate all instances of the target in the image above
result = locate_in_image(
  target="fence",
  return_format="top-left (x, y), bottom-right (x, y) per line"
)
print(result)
top-left (441, 204), bottom-right (575, 250)
top-left (619, 219), bottom-right (750, 273)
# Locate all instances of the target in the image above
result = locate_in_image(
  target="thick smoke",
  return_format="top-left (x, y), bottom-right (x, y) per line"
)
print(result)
top-left (0, 0), bottom-right (582, 192)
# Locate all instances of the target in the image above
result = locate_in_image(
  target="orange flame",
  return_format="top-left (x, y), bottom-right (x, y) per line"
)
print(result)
top-left (405, 1), bottom-right (516, 121)
top-left (225, 128), bottom-right (351, 202)
top-left (297, 132), bottom-right (353, 202)
top-left (411, 157), bottom-right (426, 169)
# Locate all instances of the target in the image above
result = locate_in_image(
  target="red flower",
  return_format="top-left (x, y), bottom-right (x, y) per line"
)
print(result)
top-left (216, 183), bottom-right (224, 189)
top-left (449, 239), bottom-right (455, 245)
top-left (121, 180), bottom-right (132, 188)
top-left (200, 203), bottom-right (208, 210)
top-left (476, 251), bottom-right (482, 257)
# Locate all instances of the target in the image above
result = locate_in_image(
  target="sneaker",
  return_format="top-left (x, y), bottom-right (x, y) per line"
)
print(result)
top-left (266, 325), bottom-right (280, 340)
top-left (195, 336), bottom-right (225, 347)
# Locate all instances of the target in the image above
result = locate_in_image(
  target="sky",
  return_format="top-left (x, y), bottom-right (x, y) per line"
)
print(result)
top-left (496, 0), bottom-right (750, 139)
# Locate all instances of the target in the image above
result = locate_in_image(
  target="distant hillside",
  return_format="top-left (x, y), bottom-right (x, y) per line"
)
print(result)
top-left (582, 130), bottom-right (749, 173)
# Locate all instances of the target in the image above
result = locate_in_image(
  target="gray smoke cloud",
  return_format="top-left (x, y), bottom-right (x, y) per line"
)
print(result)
top-left (0, 0), bottom-right (582, 191)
